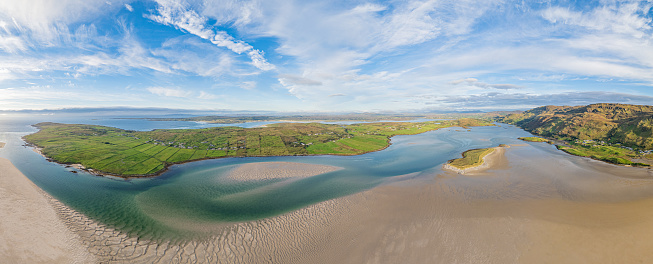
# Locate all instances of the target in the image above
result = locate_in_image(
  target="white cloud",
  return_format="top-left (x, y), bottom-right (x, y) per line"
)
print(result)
top-left (148, 0), bottom-right (275, 71)
top-left (239, 81), bottom-right (256, 90)
top-left (278, 74), bottom-right (322, 86)
top-left (450, 78), bottom-right (523, 89)
top-left (198, 91), bottom-right (218, 99)
top-left (0, 0), bottom-right (129, 44)
top-left (0, 36), bottom-right (27, 53)
top-left (124, 4), bottom-right (133, 12)
top-left (147, 87), bottom-right (193, 98)
top-left (542, 3), bottom-right (652, 38)
top-left (423, 91), bottom-right (653, 110)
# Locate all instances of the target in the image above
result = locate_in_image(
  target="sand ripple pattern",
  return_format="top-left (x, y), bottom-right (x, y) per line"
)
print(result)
top-left (47, 188), bottom-right (356, 263)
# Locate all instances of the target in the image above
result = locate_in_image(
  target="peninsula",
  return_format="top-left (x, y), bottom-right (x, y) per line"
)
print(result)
top-left (24, 118), bottom-right (492, 177)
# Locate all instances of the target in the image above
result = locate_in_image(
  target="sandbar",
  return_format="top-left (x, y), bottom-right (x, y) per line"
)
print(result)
top-left (225, 162), bottom-right (343, 181)
top-left (0, 158), bottom-right (94, 263)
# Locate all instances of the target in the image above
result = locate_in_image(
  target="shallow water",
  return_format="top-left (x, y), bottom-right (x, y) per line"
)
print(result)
top-left (2, 114), bottom-right (652, 244)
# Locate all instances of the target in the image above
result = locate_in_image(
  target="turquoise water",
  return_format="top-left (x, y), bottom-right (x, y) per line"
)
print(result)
top-left (0, 115), bottom-right (533, 240)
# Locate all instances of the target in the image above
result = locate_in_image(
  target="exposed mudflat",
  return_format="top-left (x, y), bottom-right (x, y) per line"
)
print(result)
top-left (6, 142), bottom-right (653, 263)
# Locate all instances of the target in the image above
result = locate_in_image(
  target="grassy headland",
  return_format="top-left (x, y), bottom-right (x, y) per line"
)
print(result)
top-left (498, 103), bottom-right (653, 167)
top-left (24, 118), bottom-right (492, 177)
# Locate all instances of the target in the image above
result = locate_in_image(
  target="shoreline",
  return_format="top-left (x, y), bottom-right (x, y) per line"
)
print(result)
top-left (0, 157), bottom-right (95, 263)
top-left (5, 142), bottom-right (653, 262)
top-left (443, 146), bottom-right (506, 174)
top-left (23, 123), bottom-right (468, 179)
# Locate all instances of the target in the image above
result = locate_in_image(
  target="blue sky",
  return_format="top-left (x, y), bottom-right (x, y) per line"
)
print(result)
top-left (0, 0), bottom-right (652, 112)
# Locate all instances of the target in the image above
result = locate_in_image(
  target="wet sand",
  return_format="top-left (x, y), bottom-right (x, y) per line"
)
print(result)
top-left (225, 162), bottom-right (342, 181)
top-left (5, 144), bottom-right (653, 263)
top-left (0, 158), bottom-right (94, 263)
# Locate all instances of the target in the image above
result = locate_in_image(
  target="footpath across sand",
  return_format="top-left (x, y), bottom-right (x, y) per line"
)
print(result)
top-left (0, 158), bottom-right (94, 263)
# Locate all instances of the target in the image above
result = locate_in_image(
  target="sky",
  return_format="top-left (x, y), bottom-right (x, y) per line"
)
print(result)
top-left (0, 0), bottom-right (652, 112)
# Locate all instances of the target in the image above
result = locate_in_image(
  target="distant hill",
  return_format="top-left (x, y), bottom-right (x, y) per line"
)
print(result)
top-left (497, 103), bottom-right (653, 150)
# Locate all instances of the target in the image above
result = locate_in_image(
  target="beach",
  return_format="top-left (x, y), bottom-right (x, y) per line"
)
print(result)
top-left (4, 143), bottom-right (653, 263)
top-left (0, 158), bottom-right (94, 263)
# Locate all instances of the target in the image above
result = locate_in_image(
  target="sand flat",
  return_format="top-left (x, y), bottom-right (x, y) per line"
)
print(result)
top-left (225, 161), bottom-right (343, 181)
top-left (4, 143), bottom-right (653, 263)
top-left (0, 158), bottom-right (94, 263)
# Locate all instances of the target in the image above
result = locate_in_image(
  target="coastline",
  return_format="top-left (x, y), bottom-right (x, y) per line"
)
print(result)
top-left (5, 143), bottom-right (653, 263)
top-left (443, 146), bottom-right (506, 174)
top-left (0, 158), bottom-right (95, 263)
top-left (23, 122), bottom-right (465, 179)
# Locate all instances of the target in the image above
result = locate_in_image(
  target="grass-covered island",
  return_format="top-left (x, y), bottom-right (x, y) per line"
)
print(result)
top-left (24, 118), bottom-right (492, 177)
top-left (499, 103), bottom-right (653, 167)
top-left (443, 145), bottom-right (505, 174)
top-left (518, 137), bottom-right (550, 143)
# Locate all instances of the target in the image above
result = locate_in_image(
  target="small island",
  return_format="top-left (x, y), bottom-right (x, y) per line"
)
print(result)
top-left (518, 137), bottom-right (550, 143)
top-left (443, 145), bottom-right (506, 174)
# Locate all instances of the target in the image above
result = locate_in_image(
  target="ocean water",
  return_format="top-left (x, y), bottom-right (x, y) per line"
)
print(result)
top-left (0, 114), bottom-right (533, 240)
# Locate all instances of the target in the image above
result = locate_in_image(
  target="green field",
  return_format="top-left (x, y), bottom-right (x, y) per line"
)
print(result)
top-left (518, 137), bottom-right (550, 143)
top-left (498, 103), bottom-right (653, 167)
top-left (556, 144), bottom-right (650, 167)
top-left (447, 148), bottom-right (495, 170)
top-left (23, 118), bottom-right (493, 177)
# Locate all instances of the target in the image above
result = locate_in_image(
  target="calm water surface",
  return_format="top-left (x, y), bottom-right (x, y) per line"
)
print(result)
top-left (0, 114), bottom-right (533, 240)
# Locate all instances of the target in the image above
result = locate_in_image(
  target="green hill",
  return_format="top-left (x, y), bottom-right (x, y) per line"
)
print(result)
top-left (498, 103), bottom-right (653, 166)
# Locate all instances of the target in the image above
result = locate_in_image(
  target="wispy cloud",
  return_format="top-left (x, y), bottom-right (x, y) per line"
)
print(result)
top-left (147, 87), bottom-right (220, 100)
top-left (450, 78), bottom-right (522, 90)
top-left (0, 0), bottom-right (652, 111)
top-left (147, 87), bottom-right (193, 98)
top-left (424, 92), bottom-right (653, 110)
top-left (148, 0), bottom-right (275, 71)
